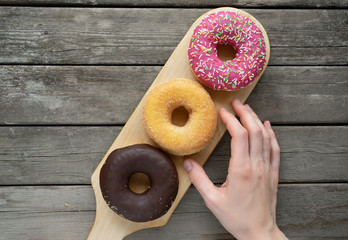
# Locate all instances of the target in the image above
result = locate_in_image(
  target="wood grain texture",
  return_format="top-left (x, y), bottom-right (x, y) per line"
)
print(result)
top-left (0, 8), bottom-right (347, 65)
top-left (0, 2), bottom-right (346, 240)
top-left (1, 0), bottom-right (347, 8)
top-left (0, 126), bottom-right (347, 185)
top-left (1, 66), bottom-right (347, 125)
top-left (0, 184), bottom-right (347, 239)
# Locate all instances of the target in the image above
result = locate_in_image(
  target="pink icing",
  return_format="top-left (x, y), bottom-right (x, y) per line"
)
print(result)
top-left (188, 11), bottom-right (267, 91)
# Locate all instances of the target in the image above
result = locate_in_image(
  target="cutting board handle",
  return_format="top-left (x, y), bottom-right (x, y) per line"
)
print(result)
top-left (87, 213), bottom-right (136, 240)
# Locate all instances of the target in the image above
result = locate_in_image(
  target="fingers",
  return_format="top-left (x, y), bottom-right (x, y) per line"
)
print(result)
top-left (183, 159), bottom-right (218, 201)
top-left (264, 121), bottom-right (280, 173)
top-left (245, 104), bottom-right (271, 162)
top-left (264, 121), bottom-right (280, 210)
top-left (219, 108), bottom-right (249, 164)
top-left (232, 99), bottom-right (263, 161)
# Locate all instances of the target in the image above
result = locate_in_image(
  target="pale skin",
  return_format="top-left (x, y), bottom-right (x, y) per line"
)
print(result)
top-left (183, 98), bottom-right (288, 240)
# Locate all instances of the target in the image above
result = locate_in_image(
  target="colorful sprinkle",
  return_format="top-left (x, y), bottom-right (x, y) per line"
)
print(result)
top-left (188, 10), bottom-right (267, 91)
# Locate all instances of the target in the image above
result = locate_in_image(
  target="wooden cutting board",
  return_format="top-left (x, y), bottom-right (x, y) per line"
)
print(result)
top-left (88, 7), bottom-right (270, 240)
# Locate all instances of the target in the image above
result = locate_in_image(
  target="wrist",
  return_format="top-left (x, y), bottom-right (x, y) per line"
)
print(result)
top-left (238, 226), bottom-right (288, 240)
top-left (260, 227), bottom-right (287, 240)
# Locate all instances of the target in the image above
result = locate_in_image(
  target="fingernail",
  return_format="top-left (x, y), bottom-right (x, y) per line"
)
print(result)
top-left (220, 107), bottom-right (227, 112)
top-left (233, 98), bottom-right (242, 105)
top-left (183, 160), bottom-right (193, 173)
top-left (265, 121), bottom-right (271, 128)
top-left (245, 104), bottom-right (252, 112)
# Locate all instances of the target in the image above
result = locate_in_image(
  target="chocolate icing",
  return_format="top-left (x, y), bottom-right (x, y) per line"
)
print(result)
top-left (99, 144), bottom-right (179, 222)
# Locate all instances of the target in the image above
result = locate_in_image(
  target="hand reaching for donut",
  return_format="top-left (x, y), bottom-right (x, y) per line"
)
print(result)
top-left (183, 99), bottom-right (288, 240)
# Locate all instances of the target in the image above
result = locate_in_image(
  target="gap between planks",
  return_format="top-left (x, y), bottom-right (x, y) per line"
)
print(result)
top-left (1, 124), bottom-right (348, 127)
top-left (0, 2), bottom-right (347, 9)
top-left (1, 182), bottom-right (348, 188)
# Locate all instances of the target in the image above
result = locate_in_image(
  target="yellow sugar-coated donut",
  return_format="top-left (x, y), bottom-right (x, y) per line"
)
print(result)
top-left (143, 78), bottom-right (217, 156)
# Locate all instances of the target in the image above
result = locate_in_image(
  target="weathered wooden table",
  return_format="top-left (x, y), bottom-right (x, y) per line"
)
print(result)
top-left (1, 1), bottom-right (347, 239)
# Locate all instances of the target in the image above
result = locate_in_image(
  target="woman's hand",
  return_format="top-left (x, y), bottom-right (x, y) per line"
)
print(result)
top-left (183, 99), bottom-right (288, 240)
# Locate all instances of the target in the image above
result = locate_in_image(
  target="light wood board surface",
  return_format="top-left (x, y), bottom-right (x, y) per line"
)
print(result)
top-left (88, 7), bottom-right (270, 240)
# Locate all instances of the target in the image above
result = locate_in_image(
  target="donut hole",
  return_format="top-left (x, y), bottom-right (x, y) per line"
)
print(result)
top-left (128, 173), bottom-right (151, 194)
top-left (217, 43), bottom-right (237, 61)
top-left (171, 106), bottom-right (190, 127)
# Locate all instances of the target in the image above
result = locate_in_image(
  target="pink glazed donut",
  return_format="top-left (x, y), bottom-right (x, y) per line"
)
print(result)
top-left (188, 10), bottom-right (267, 91)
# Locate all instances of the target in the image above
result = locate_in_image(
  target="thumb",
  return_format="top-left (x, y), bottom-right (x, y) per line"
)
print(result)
top-left (183, 159), bottom-right (218, 201)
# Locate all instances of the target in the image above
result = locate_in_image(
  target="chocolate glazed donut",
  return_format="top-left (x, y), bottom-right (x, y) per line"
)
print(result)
top-left (99, 144), bottom-right (179, 222)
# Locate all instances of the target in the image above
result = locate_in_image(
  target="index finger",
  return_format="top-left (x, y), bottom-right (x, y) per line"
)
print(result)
top-left (219, 107), bottom-right (249, 165)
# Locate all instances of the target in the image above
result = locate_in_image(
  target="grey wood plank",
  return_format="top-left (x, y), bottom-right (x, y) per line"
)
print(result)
top-left (1, 0), bottom-right (347, 8)
top-left (0, 126), bottom-right (347, 185)
top-left (0, 8), bottom-right (347, 65)
top-left (0, 184), bottom-right (347, 239)
top-left (0, 127), bottom-right (119, 185)
top-left (206, 126), bottom-right (348, 183)
top-left (0, 186), bottom-right (95, 213)
top-left (1, 66), bottom-right (347, 125)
